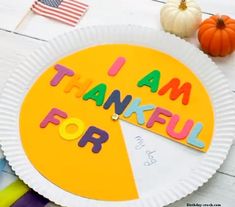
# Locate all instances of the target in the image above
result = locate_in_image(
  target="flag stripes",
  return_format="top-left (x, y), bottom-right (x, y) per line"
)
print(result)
top-left (31, 0), bottom-right (89, 26)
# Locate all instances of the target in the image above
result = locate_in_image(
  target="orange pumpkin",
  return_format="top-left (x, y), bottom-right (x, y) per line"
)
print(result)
top-left (198, 15), bottom-right (235, 57)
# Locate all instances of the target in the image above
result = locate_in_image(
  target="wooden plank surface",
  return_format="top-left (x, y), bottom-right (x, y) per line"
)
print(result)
top-left (0, 0), bottom-right (234, 206)
top-left (168, 173), bottom-right (235, 207)
top-left (0, 0), bottom-right (33, 31)
top-left (11, 0), bottom-right (235, 91)
top-left (153, 0), bottom-right (235, 17)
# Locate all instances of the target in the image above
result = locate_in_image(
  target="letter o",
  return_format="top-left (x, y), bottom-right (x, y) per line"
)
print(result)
top-left (59, 117), bottom-right (85, 140)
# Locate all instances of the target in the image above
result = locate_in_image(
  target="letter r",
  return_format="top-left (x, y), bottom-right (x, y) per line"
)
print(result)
top-left (78, 126), bottom-right (109, 153)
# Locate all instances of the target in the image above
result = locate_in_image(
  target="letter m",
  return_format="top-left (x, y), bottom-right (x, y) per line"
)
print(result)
top-left (158, 78), bottom-right (191, 105)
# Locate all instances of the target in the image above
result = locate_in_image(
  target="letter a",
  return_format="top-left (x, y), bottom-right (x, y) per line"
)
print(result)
top-left (83, 83), bottom-right (107, 106)
top-left (137, 70), bottom-right (161, 93)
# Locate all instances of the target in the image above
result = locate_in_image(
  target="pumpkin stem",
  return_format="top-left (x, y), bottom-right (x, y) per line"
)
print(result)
top-left (216, 17), bottom-right (226, 29)
top-left (179, 0), bottom-right (187, 10)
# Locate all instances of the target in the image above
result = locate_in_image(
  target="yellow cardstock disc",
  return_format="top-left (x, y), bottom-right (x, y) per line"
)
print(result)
top-left (20, 44), bottom-right (214, 201)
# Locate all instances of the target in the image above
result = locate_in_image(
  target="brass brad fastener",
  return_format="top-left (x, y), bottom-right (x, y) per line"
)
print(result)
top-left (112, 113), bottom-right (119, 121)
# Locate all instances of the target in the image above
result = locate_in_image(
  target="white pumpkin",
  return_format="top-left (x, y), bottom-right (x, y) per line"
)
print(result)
top-left (160, 0), bottom-right (202, 38)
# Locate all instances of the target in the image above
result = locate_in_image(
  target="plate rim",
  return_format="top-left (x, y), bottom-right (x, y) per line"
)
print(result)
top-left (0, 25), bottom-right (235, 207)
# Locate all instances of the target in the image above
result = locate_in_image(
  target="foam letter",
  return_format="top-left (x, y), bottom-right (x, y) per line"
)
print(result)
top-left (59, 118), bottom-right (85, 140)
top-left (83, 83), bottom-right (107, 106)
top-left (50, 64), bottom-right (74, 86)
top-left (146, 107), bottom-right (172, 128)
top-left (40, 108), bottom-right (67, 128)
top-left (64, 74), bottom-right (92, 97)
top-left (166, 115), bottom-right (194, 140)
top-left (124, 98), bottom-right (155, 125)
top-left (108, 57), bottom-right (126, 76)
top-left (137, 70), bottom-right (161, 93)
top-left (158, 78), bottom-right (191, 105)
top-left (78, 126), bottom-right (109, 153)
top-left (187, 123), bottom-right (205, 148)
top-left (103, 90), bottom-right (132, 115)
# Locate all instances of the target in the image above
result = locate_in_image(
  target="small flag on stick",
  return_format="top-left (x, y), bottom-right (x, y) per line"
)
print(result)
top-left (31, 0), bottom-right (89, 26)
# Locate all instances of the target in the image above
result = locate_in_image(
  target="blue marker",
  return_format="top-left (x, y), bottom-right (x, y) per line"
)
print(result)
top-left (0, 158), bottom-right (6, 172)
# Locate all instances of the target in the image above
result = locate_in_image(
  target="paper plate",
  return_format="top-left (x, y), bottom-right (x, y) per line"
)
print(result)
top-left (0, 25), bottom-right (235, 207)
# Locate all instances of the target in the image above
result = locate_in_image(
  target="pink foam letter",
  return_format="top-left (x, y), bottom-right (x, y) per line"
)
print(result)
top-left (146, 107), bottom-right (172, 128)
top-left (166, 115), bottom-right (194, 140)
top-left (108, 57), bottom-right (126, 76)
top-left (40, 108), bottom-right (68, 128)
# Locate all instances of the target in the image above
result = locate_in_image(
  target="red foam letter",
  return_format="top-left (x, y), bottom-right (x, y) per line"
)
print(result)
top-left (158, 78), bottom-right (191, 105)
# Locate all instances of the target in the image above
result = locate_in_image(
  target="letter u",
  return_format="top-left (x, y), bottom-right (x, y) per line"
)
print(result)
top-left (166, 115), bottom-right (194, 140)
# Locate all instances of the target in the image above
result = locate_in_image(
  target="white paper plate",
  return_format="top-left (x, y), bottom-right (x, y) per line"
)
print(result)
top-left (0, 25), bottom-right (235, 207)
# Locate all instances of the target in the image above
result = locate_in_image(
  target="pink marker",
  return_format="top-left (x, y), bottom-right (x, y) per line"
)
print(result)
top-left (108, 57), bottom-right (126, 76)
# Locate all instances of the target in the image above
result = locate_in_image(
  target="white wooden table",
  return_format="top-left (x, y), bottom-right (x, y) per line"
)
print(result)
top-left (0, 0), bottom-right (234, 206)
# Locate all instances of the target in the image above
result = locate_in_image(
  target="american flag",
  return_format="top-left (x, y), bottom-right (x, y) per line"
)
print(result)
top-left (31, 0), bottom-right (89, 26)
